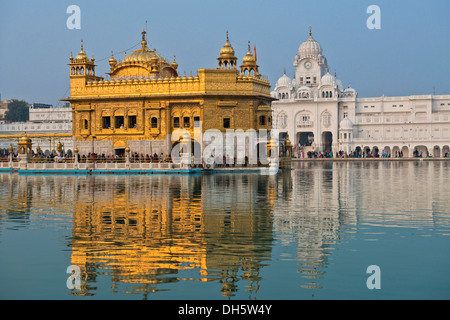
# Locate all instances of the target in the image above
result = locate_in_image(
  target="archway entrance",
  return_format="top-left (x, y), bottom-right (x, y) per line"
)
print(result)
top-left (433, 145), bottom-right (440, 158)
top-left (297, 132), bottom-right (314, 147)
top-left (443, 145), bottom-right (450, 158)
top-left (413, 146), bottom-right (428, 158)
top-left (372, 146), bottom-right (379, 158)
top-left (401, 146), bottom-right (409, 158)
top-left (392, 146), bottom-right (400, 158)
top-left (322, 132), bottom-right (332, 153)
top-left (363, 146), bottom-right (371, 157)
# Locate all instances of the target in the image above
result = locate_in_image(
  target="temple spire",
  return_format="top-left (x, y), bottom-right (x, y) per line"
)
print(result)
top-left (141, 29), bottom-right (147, 47)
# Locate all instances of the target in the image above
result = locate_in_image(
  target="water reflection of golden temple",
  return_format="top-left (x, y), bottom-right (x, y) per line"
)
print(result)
top-left (2, 161), bottom-right (447, 297)
top-left (67, 174), bottom-right (277, 297)
top-left (63, 29), bottom-right (274, 157)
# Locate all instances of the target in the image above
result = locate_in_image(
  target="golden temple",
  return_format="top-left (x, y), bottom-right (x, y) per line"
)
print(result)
top-left (63, 30), bottom-right (274, 158)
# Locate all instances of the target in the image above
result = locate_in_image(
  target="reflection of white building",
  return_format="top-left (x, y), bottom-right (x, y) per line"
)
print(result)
top-left (271, 27), bottom-right (450, 158)
top-left (0, 103), bottom-right (73, 154)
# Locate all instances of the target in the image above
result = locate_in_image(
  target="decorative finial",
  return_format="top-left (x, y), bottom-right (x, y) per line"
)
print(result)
top-left (309, 25), bottom-right (312, 36)
top-left (111, 50), bottom-right (114, 57)
top-left (81, 39), bottom-right (84, 51)
top-left (141, 29), bottom-right (147, 47)
top-left (284, 67), bottom-right (286, 75)
top-left (248, 41), bottom-right (251, 52)
top-left (226, 30), bottom-right (229, 42)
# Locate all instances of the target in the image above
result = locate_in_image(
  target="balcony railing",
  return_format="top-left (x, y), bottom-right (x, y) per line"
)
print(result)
top-left (296, 121), bottom-right (313, 128)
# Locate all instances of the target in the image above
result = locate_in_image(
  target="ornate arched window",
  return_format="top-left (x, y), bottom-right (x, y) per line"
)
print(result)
top-left (322, 112), bottom-right (331, 128)
top-left (151, 117), bottom-right (158, 128)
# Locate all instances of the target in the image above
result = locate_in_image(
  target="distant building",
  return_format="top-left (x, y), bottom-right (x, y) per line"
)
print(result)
top-left (0, 99), bottom-right (15, 121)
top-left (271, 27), bottom-right (450, 158)
top-left (0, 102), bottom-right (73, 155)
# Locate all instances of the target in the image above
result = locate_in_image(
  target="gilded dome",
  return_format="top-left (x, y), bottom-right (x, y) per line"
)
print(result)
top-left (298, 26), bottom-right (322, 60)
top-left (171, 56), bottom-right (178, 70)
top-left (75, 40), bottom-right (89, 61)
top-left (122, 48), bottom-right (166, 64)
top-left (121, 30), bottom-right (167, 65)
top-left (109, 51), bottom-right (117, 67)
top-left (242, 42), bottom-right (256, 64)
top-left (219, 31), bottom-right (236, 58)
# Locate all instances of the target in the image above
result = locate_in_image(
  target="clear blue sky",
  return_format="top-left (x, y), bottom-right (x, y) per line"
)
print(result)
top-left (1, 0), bottom-right (449, 106)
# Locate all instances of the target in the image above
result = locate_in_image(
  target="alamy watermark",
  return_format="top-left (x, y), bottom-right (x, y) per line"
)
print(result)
top-left (66, 265), bottom-right (81, 290)
top-left (169, 126), bottom-right (280, 175)
top-left (366, 265), bottom-right (381, 289)
top-left (367, 5), bottom-right (381, 30)
top-left (66, 5), bottom-right (81, 30)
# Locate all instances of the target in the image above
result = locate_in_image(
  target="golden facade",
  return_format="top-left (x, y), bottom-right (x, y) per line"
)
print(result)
top-left (64, 30), bottom-right (273, 157)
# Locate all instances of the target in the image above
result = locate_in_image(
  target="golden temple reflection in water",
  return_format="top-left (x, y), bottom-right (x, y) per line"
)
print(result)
top-left (70, 173), bottom-right (277, 297)
top-left (0, 160), bottom-right (449, 298)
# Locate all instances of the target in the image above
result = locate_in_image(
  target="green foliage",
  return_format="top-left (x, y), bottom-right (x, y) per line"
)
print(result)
top-left (5, 100), bottom-right (29, 122)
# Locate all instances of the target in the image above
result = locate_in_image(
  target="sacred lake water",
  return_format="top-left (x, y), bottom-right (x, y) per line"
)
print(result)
top-left (0, 160), bottom-right (449, 299)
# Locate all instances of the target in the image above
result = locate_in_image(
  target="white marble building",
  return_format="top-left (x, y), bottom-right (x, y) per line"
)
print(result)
top-left (271, 27), bottom-right (450, 158)
top-left (0, 103), bottom-right (74, 154)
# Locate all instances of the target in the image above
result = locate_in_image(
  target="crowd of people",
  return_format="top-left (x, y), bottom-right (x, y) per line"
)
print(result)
top-left (292, 149), bottom-right (450, 159)
top-left (2, 147), bottom-right (449, 163)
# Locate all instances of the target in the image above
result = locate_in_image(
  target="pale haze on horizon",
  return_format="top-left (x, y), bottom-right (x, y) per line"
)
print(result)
top-left (0, 0), bottom-right (449, 106)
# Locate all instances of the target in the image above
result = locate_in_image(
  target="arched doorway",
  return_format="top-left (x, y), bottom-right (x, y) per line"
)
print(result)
top-left (433, 145), bottom-right (440, 158)
top-left (372, 146), bottom-right (379, 158)
top-left (297, 132), bottom-right (314, 147)
top-left (392, 146), bottom-right (400, 158)
top-left (322, 131), bottom-right (333, 154)
top-left (401, 146), bottom-right (409, 158)
top-left (443, 145), bottom-right (450, 158)
top-left (279, 132), bottom-right (287, 155)
top-left (413, 145), bottom-right (428, 158)
top-left (383, 146), bottom-right (391, 158)
top-left (363, 146), bottom-right (371, 157)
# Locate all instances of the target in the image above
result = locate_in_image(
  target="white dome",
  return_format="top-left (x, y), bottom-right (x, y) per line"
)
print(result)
top-left (276, 73), bottom-right (292, 89)
top-left (298, 33), bottom-right (322, 60)
top-left (321, 72), bottom-right (335, 87)
top-left (344, 87), bottom-right (356, 93)
top-left (340, 117), bottom-right (353, 130)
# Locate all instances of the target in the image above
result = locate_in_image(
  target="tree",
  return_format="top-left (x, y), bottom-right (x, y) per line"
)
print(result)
top-left (5, 100), bottom-right (29, 122)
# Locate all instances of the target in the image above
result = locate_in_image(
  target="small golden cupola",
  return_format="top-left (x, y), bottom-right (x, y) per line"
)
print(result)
top-left (217, 31), bottom-right (237, 70)
top-left (240, 41), bottom-right (259, 77)
top-left (69, 40), bottom-right (98, 80)
top-left (171, 56), bottom-right (178, 71)
top-left (75, 40), bottom-right (89, 62)
top-left (109, 51), bottom-right (117, 68)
